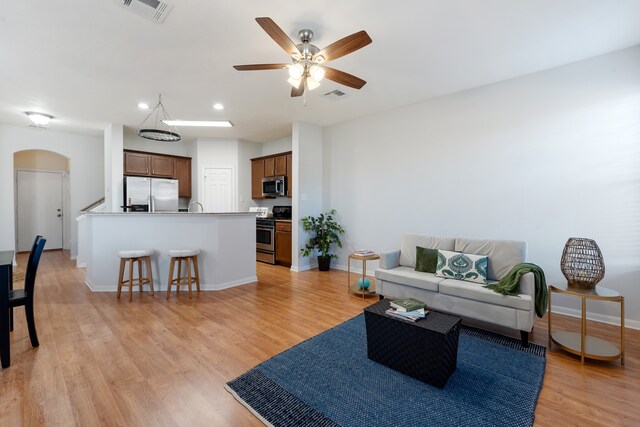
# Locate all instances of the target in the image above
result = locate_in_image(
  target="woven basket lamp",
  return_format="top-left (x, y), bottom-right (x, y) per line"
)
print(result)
top-left (560, 237), bottom-right (605, 289)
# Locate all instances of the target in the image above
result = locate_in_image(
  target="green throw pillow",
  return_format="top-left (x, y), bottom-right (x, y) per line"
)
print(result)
top-left (415, 246), bottom-right (438, 273)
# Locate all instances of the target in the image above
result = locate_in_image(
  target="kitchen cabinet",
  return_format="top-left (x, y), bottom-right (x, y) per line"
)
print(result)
top-left (250, 151), bottom-right (292, 200)
top-left (275, 221), bottom-right (292, 267)
top-left (124, 150), bottom-right (192, 197)
top-left (275, 155), bottom-right (287, 176)
top-left (264, 157), bottom-right (275, 177)
top-left (174, 157), bottom-right (191, 198)
top-left (124, 151), bottom-right (150, 175)
top-left (251, 159), bottom-right (265, 199)
top-left (286, 154), bottom-right (292, 198)
top-left (150, 155), bottom-right (174, 178)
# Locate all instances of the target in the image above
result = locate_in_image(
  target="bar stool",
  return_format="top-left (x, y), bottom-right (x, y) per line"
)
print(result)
top-left (117, 250), bottom-right (154, 302)
top-left (167, 249), bottom-right (200, 299)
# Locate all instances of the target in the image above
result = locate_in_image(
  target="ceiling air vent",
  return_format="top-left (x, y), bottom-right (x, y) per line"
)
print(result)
top-left (117, 0), bottom-right (173, 24)
top-left (323, 89), bottom-right (346, 100)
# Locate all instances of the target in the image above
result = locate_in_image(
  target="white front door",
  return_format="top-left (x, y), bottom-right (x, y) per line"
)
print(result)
top-left (16, 170), bottom-right (64, 251)
top-left (203, 167), bottom-right (235, 212)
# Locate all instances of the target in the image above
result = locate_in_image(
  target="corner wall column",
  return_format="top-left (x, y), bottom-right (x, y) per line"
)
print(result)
top-left (104, 123), bottom-right (124, 212)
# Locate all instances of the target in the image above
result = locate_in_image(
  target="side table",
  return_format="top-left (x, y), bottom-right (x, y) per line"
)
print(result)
top-left (347, 252), bottom-right (379, 299)
top-left (548, 283), bottom-right (624, 364)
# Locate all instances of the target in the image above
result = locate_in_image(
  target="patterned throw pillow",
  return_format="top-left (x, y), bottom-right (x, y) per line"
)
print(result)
top-left (435, 249), bottom-right (489, 284)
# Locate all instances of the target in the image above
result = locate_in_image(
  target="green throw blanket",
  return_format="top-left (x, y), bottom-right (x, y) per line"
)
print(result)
top-left (484, 263), bottom-right (548, 318)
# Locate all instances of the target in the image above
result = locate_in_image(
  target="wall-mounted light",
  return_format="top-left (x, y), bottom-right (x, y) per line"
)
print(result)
top-left (25, 111), bottom-right (54, 126)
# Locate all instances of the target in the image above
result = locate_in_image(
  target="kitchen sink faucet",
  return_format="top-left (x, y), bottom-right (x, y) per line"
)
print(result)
top-left (188, 201), bottom-right (204, 213)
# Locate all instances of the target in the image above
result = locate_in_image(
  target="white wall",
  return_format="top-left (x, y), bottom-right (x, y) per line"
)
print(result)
top-left (123, 130), bottom-right (191, 157)
top-left (238, 139), bottom-right (262, 212)
top-left (292, 122), bottom-right (324, 271)
top-left (262, 135), bottom-right (292, 157)
top-left (323, 46), bottom-right (640, 325)
top-left (0, 124), bottom-right (104, 257)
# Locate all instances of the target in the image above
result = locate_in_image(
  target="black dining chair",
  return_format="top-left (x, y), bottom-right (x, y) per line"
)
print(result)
top-left (9, 236), bottom-right (46, 348)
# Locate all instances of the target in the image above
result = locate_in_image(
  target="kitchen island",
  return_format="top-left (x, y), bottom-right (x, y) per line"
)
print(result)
top-left (77, 212), bottom-right (256, 292)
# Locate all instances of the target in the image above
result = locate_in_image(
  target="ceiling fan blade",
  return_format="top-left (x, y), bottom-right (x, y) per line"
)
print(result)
top-left (314, 30), bottom-right (372, 62)
top-left (233, 64), bottom-right (289, 71)
top-left (322, 67), bottom-right (367, 89)
top-left (256, 17), bottom-right (301, 56)
top-left (291, 84), bottom-right (305, 97)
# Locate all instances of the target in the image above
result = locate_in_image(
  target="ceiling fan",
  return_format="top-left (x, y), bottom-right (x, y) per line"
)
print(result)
top-left (234, 17), bottom-right (372, 97)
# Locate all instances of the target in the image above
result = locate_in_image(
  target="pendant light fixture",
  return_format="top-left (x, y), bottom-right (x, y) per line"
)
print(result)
top-left (138, 94), bottom-right (181, 142)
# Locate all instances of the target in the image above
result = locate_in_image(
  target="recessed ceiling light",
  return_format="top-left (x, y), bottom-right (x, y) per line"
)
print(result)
top-left (213, 103), bottom-right (224, 110)
top-left (162, 120), bottom-right (233, 127)
top-left (138, 102), bottom-right (149, 110)
top-left (25, 111), bottom-right (53, 126)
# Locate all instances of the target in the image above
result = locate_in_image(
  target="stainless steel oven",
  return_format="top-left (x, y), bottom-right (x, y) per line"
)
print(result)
top-left (256, 219), bottom-right (275, 264)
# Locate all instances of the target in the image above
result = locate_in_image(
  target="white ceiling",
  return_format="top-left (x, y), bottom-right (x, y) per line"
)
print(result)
top-left (1, 0), bottom-right (639, 142)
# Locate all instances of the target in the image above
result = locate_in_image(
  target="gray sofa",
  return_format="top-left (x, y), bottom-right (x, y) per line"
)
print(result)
top-left (375, 234), bottom-right (535, 345)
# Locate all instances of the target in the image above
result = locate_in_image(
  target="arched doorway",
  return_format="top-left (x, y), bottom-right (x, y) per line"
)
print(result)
top-left (13, 150), bottom-right (70, 252)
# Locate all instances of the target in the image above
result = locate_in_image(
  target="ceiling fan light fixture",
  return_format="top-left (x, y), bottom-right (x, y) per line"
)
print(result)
top-left (288, 63), bottom-right (304, 79)
top-left (309, 65), bottom-right (325, 82)
top-left (306, 77), bottom-right (321, 91)
top-left (287, 76), bottom-right (302, 89)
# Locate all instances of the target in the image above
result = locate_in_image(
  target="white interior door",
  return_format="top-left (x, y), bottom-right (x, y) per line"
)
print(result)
top-left (16, 170), bottom-right (63, 251)
top-left (203, 167), bottom-right (235, 213)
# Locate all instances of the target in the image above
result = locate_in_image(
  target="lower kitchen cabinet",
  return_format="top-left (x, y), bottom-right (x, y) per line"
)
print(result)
top-left (275, 221), bottom-right (292, 267)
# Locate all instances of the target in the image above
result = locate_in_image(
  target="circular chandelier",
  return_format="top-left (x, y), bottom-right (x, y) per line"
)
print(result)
top-left (138, 94), bottom-right (181, 142)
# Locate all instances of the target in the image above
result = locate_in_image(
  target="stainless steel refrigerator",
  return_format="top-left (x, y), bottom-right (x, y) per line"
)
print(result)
top-left (123, 176), bottom-right (179, 212)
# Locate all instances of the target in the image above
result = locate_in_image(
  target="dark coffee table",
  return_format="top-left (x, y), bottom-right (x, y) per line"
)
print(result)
top-left (364, 299), bottom-right (462, 388)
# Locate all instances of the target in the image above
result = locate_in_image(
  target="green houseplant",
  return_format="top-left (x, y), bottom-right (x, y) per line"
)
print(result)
top-left (300, 209), bottom-right (345, 271)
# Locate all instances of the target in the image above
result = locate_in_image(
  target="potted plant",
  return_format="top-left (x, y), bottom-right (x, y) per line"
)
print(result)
top-left (300, 209), bottom-right (345, 271)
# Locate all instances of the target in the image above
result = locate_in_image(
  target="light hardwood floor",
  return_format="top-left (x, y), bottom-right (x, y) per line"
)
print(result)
top-left (1, 250), bottom-right (637, 426)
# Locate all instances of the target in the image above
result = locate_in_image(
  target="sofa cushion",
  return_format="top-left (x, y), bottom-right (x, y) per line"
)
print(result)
top-left (435, 250), bottom-right (488, 284)
top-left (439, 278), bottom-right (532, 310)
top-left (455, 238), bottom-right (526, 281)
top-left (375, 266), bottom-right (444, 292)
top-left (415, 247), bottom-right (438, 273)
top-left (399, 234), bottom-right (456, 268)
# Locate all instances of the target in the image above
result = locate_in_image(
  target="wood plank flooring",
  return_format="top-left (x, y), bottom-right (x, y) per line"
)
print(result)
top-left (1, 250), bottom-right (638, 426)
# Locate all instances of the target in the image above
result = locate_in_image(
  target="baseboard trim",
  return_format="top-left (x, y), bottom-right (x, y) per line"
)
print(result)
top-left (552, 306), bottom-right (639, 330)
top-left (76, 262), bottom-right (87, 268)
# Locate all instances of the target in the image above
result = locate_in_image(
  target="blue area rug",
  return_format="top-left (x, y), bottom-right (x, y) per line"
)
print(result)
top-left (226, 315), bottom-right (546, 427)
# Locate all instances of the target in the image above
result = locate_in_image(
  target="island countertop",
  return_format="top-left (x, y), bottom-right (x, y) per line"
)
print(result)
top-left (85, 211), bottom-right (257, 216)
top-left (77, 212), bottom-right (257, 292)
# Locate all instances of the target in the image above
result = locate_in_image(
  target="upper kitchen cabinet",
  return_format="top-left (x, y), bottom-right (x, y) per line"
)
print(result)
top-left (123, 150), bottom-right (192, 197)
top-left (251, 159), bottom-right (265, 199)
top-left (174, 157), bottom-right (191, 198)
top-left (124, 151), bottom-right (150, 175)
top-left (275, 155), bottom-right (287, 176)
top-left (264, 157), bottom-right (275, 178)
top-left (250, 151), bottom-right (292, 200)
top-left (149, 154), bottom-right (174, 178)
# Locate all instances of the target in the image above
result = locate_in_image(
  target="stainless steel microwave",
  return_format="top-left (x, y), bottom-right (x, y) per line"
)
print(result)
top-left (262, 176), bottom-right (286, 197)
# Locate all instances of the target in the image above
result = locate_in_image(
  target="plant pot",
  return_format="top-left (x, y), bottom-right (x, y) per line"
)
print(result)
top-left (317, 256), bottom-right (332, 271)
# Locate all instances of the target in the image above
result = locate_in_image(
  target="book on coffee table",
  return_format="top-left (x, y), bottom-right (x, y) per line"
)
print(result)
top-left (390, 298), bottom-right (427, 312)
top-left (385, 308), bottom-right (421, 322)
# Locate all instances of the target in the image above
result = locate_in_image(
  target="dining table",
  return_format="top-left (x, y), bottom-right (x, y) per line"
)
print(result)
top-left (0, 250), bottom-right (14, 368)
